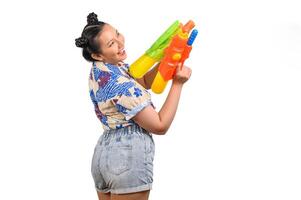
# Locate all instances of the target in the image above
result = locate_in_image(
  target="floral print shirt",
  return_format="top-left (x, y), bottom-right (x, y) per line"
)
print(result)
top-left (88, 61), bottom-right (155, 130)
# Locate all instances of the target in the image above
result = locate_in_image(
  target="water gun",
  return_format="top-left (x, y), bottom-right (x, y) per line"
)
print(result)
top-left (129, 20), bottom-right (198, 94)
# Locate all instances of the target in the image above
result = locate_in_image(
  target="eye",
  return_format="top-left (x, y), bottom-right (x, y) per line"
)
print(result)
top-left (109, 41), bottom-right (115, 47)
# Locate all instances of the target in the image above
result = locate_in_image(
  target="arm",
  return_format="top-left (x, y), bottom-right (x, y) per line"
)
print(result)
top-left (132, 64), bottom-right (192, 135)
top-left (133, 82), bottom-right (183, 135)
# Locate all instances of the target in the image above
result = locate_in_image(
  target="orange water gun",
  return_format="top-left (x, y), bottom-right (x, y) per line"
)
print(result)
top-left (151, 20), bottom-right (198, 94)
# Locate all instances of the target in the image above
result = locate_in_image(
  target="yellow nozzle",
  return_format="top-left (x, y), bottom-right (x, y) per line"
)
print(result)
top-left (151, 72), bottom-right (168, 94)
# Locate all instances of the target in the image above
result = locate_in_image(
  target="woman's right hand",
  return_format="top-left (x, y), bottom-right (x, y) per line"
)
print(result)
top-left (172, 63), bottom-right (192, 85)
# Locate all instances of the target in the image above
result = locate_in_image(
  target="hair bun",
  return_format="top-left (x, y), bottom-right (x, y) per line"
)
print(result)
top-left (75, 37), bottom-right (88, 48)
top-left (87, 12), bottom-right (99, 25)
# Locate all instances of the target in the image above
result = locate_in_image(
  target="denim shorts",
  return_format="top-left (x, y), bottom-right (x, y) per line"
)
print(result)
top-left (91, 123), bottom-right (155, 194)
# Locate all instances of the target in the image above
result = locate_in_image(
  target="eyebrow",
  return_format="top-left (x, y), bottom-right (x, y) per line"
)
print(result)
top-left (106, 39), bottom-right (114, 46)
top-left (106, 29), bottom-right (119, 46)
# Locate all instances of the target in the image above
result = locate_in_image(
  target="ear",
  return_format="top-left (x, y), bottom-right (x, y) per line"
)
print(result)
top-left (91, 53), bottom-right (104, 62)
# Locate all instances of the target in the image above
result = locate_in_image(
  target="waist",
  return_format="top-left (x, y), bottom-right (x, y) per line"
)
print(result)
top-left (103, 123), bottom-right (150, 136)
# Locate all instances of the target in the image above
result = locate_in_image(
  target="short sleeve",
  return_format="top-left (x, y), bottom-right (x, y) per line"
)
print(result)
top-left (113, 77), bottom-right (154, 121)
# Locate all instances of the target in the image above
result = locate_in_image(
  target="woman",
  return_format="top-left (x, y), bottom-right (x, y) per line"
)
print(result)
top-left (75, 12), bottom-right (192, 200)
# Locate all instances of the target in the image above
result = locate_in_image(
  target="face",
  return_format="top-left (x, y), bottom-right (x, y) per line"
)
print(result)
top-left (92, 24), bottom-right (127, 65)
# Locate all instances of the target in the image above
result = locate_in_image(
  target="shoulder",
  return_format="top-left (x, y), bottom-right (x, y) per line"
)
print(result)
top-left (90, 62), bottom-right (146, 93)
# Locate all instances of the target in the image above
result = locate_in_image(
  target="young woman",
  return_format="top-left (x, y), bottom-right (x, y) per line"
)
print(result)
top-left (75, 12), bottom-right (192, 200)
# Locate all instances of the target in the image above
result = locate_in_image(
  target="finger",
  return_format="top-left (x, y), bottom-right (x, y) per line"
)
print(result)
top-left (176, 62), bottom-right (183, 73)
top-left (183, 66), bottom-right (190, 74)
top-left (188, 68), bottom-right (192, 76)
top-left (188, 70), bottom-right (192, 78)
top-left (185, 68), bottom-right (191, 78)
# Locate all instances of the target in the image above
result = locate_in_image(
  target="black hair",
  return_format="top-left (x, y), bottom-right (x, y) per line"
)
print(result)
top-left (75, 12), bottom-right (106, 62)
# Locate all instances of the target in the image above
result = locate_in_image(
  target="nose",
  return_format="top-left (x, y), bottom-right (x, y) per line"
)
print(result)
top-left (116, 38), bottom-right (123, 47)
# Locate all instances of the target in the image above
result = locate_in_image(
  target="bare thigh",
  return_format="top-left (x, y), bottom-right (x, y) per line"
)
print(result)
top-left (97, 191), bottom-right (111, 200)
top-left (110, 190), bottom-right (150, 200)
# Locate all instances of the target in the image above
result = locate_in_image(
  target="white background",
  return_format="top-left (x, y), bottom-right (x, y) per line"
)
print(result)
top-left (0, 0), bottom-right (300, 199)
